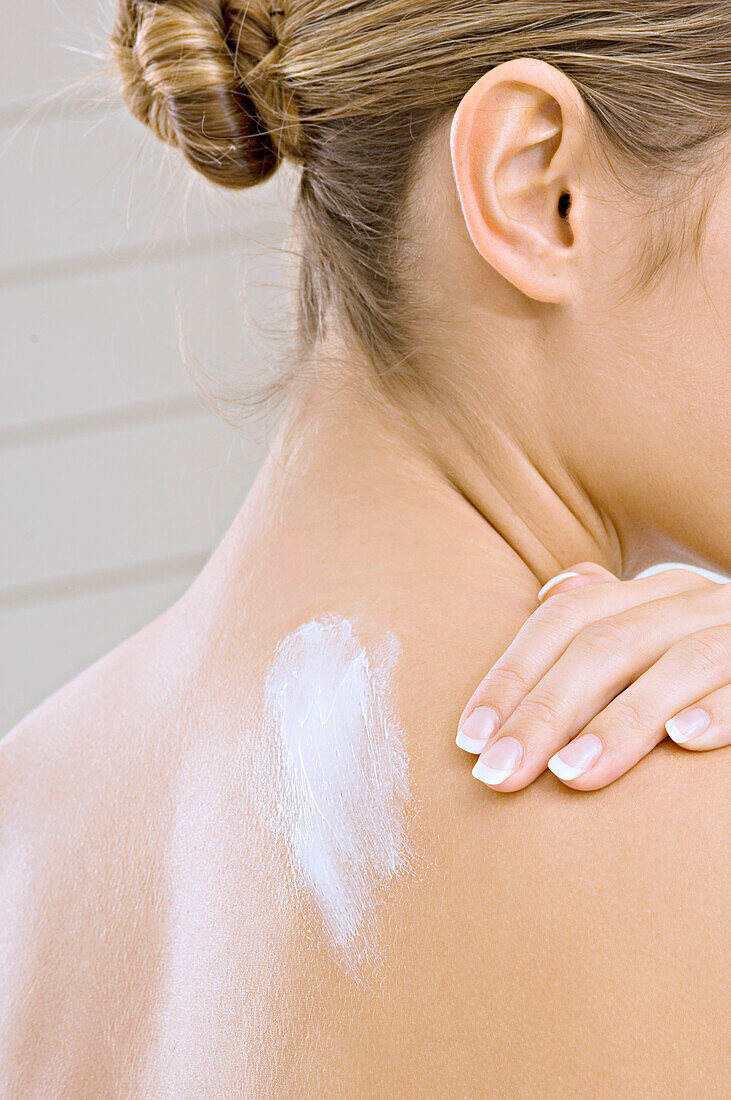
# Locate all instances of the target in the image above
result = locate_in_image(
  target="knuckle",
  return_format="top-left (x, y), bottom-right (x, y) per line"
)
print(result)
top-left (574, 615), bottom-right (637, 659)
top-left (677, 630), bottom-right (729, 675)
top-left (601, 695), bottom-right (656, 737)
top-left (490, 663), bottom-right (534, 697)
top-left (659, 567), bottom-right (712, 589)
top-left (518, 686), bottom-right (568, 729)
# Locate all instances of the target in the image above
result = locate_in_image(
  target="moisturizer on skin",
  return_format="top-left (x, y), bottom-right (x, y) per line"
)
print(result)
top-left (264, 614), bottom-right (413, 971)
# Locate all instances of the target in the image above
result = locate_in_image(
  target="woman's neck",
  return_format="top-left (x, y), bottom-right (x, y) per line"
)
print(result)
top-left (246, 366), bottom-right (624, 591)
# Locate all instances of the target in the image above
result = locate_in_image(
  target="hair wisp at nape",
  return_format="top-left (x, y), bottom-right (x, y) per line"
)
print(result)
top-left (262, 613), bottom-right (417, 975)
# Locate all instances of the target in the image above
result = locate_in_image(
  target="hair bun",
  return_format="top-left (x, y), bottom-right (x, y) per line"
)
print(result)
top-left (111, 0), bottom-right (303, 189)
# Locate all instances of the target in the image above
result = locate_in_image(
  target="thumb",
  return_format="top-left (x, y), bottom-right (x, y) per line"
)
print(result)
top-left (537, 561), bottom-right (620, 602)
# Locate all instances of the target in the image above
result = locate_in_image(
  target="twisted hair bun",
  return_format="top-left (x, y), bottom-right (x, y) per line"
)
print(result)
top-left (110, 0), bottom-right (303, 188)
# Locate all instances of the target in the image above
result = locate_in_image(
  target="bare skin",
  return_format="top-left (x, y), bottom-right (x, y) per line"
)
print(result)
top-left (1, 57), bottom-right (728, 1097)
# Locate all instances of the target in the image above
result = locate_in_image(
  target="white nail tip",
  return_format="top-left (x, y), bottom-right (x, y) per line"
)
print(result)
top-left (472, 760), bottom-right (514, 786)
top-left (665, 717), bottom-right (694, 744)
top-left (456, 729), bottom-right (489, 754)
top-left (538, 571), bottom-right (582, 600)
top-left (547, 753), bottom-right (585, 781)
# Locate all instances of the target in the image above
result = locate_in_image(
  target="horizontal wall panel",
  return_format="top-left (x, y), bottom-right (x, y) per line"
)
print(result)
top-left (2, 109), bottom-right (296, 273)
top-left (1, 0), bottom-right (111, 111)
top-left (0, 567), bottom-right (198, 735)
top-left (1, 243), bottom-right (295, 433)
top-left (1, 411), bottom-right (267, 593)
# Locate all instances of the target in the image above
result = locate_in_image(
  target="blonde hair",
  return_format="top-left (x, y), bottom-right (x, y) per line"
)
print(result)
top-left (111, 1), bottom-right (730, 409)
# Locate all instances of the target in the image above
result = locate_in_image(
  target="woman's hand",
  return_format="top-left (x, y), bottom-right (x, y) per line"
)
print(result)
top-left (456, 562), bottom-right (731, 791)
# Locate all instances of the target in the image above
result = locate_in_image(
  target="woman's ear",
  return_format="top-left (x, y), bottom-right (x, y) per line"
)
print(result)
top-left (450, 57), bottom-right (590, 303)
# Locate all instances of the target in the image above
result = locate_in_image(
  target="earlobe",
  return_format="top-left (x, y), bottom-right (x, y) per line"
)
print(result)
top-left (450, 57), bottom-right (588, 304)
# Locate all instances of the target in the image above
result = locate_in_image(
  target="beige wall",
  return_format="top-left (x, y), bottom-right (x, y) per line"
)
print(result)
top-left (1, 1), bottom-right (296, 731)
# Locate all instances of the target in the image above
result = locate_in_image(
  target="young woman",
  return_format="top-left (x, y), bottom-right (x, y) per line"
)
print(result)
top-left (1, 2), bottom-right (728, 1095)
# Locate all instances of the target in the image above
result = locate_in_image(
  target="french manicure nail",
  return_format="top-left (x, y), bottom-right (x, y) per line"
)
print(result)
top-left (472, 736), bottom-right (523, 786)
top-left (456, 706), bottom-right (501, 753)
top-left (547, 733), bottom-right (603, 781)
top-left (665, 707), bottom-right (711, 744)
top-left (537, 571), bottom-right (582, 600)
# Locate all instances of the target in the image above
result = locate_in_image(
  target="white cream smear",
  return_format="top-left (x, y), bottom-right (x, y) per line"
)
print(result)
top-left (264, 614), bottom-right (413, 972)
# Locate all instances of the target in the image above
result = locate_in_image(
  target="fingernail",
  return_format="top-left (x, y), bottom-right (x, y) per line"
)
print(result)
top-left (472, 737), bottom-right (523, 786)
top-left (547, 733), bottom-right (603, 781)
top-left (665, 707), bottom-right (711, 744)
top-left (456, 706), bottom-right (501, 753)
top-left (537, 571), bottom-right (582, 600)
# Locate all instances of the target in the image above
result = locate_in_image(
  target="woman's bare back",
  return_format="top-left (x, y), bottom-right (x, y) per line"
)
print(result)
top-left (1, 447), bottom-right (728, 1099)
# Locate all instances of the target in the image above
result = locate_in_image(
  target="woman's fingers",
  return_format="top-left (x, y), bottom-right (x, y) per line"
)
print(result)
top-left (456, 562), bottom-right (618, 751)
top-left (543, 625), bottom-right (731, 790)
top-left (665, 683), bottom-right (731, 751)
top-left (456, 565), bottom-right (713, 754)
top-left (469, 585), bottom-right (731, 790)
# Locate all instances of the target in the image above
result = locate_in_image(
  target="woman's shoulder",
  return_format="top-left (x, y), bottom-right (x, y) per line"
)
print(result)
top-left (356, 579), bottom-right (730, 1096)
top-left (0, 551), bottom-right (727, 1096)
top-left (0, 601), bottom-right (217, 1092)
top-left (0, 601), bottom-right (206, 928)
top-left (1, 604), bottom-right (180, 788)
top-left (224, 539), bottom-right (730, 1094)
top-left (250, 560), bottom-right (730, 1096)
